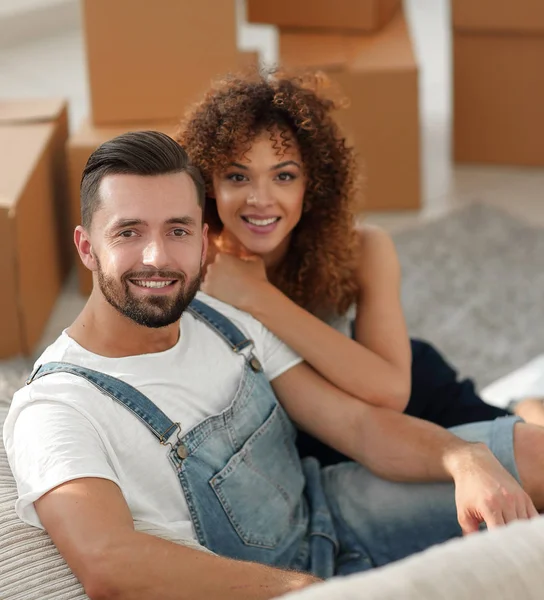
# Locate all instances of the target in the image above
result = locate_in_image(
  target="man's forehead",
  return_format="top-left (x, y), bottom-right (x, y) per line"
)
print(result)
top-left (94, 172), bottom-right (201, 228)
top-left (99, 171), bottom-right (197, 198)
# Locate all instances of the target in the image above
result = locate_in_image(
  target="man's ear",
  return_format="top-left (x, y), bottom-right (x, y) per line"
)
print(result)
top-left (201, 223), bottom-right (209, 267)
top-left (74, 226), bottom-right (98, 272)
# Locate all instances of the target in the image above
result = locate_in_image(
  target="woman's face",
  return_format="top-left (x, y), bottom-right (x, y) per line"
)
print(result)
top-left (212, 129), bottom-right (306, 261)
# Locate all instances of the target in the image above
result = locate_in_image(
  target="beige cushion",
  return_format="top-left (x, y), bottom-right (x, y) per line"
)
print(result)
top-left (280, 515), bottom-right (544, 600)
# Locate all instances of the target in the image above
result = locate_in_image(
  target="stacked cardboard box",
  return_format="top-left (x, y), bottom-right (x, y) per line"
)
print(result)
top-left (0, 100), bottom-right (68, 358)
top-left (453, 0), bottom-right (544, 165)
top-left (69, 0), bottom-right (258, 294)
top-left (247, 0), bottom-right (401, 33)
top-left (279, 6), bottom-right (421, 211)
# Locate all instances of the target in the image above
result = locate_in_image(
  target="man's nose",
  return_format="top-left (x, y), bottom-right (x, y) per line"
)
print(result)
top-left (142, 238), bottom-right (170, 268)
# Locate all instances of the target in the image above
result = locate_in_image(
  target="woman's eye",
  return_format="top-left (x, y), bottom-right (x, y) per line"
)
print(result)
top-left (227, 173), bottom-right (247, 183)
top-left (277, 172), bottom-right (295, 182)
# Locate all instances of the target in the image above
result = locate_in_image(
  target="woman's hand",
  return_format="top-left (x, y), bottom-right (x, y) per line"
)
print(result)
top-left (201, 252), bottom-right (271, 312)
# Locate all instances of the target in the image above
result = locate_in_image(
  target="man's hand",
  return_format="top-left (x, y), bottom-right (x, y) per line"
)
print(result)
top-left (445, 442), bottom-right (539, 534)
top-left (201, 252), bottom-right (270, 312)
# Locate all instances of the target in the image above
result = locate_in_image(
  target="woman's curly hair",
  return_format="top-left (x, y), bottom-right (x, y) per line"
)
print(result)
top-left (176, 69), bottom-right (361, 317)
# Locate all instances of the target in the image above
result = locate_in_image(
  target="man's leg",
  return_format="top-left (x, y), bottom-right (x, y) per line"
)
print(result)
top-left (321, 416), bottom-right (525, 575)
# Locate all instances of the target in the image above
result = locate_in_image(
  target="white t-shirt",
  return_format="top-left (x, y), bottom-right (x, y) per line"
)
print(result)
top-left (3, 292), bottom-right (302, 543)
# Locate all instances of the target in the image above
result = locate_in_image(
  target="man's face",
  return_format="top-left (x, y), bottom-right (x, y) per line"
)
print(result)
top-left (88, 171), bottom-right (207, 328)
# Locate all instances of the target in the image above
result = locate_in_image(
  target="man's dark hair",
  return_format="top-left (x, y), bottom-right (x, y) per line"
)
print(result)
top-left (80, 130), bottom-right (205, 229)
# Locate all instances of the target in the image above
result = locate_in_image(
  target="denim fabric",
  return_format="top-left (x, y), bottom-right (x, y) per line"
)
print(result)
top-left (28, 299), bottom-right (522, 578)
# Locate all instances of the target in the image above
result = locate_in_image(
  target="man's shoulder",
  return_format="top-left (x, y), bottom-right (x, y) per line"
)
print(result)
top-left (32, 330), bottom-right (75, 368)
top-left (9, 332), bottom-right (102, 413)
top-left (192, 292), bottom-right (264, 335)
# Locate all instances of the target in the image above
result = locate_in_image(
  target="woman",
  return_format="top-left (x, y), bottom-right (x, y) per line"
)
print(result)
top-left (176, 70), bottom-right (544, 464)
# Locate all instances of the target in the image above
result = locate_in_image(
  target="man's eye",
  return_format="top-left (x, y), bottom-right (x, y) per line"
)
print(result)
top-left (119, 230), bottom-right (135, 238)
top-left (172, 228), bottom-right (188, 237)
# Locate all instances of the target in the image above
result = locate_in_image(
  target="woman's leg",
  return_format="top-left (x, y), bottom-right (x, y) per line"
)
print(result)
top-left (297, 337), bottom-right (512, 466)
top-left (405, 338), bottom-right (510, 427)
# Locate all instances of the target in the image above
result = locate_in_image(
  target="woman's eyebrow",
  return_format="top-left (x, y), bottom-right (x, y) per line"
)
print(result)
top-left (270, 160), bottom-right (301, 170)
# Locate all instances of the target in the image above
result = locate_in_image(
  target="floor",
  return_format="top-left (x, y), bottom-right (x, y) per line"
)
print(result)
top-left (1, 0), bottom-right (543, 355)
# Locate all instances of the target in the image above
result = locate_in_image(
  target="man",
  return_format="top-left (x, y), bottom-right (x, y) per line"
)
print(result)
top-left (4, 131), bottom-right (543, 600)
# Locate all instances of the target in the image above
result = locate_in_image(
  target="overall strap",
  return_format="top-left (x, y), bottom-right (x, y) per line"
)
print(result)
top-left (26, 362), bottom-right (180, 444)
top-left (187, 298), bottom-right (254, 354)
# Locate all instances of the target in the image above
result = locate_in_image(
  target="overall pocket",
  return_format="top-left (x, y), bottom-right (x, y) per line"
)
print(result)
top-left (210, 404), bottom-right (306, 549)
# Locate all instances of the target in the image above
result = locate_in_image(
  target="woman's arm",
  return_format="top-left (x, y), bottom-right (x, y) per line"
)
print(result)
top-left (251, 228), bottom-right (410, 410)
top-left (202, 226), bottom-right (411, 412)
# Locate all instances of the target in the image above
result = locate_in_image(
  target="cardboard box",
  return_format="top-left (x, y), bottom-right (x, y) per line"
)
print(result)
top-left (452, 1), bottom-right (544, 165)
top-left (67, 119), bottom-right (178, 296)
top-left (0, 100), bottom-right (68, 358)
top-left (452, 0), bottom-right (544, 34)
top-left (0, 99), bottom-right (70, 276)
top-left (83, 0), bottom-right (242, 125)
top-left (247, 0), bottom-right (401, 33)
top-left (279, 8), bottom-right (421, 211)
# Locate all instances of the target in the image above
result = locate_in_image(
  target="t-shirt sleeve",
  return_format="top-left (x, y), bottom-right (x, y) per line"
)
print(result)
top-left (258, 327), bottom-right (303, 382)
top-left (5, 400), bottom-right (121, 529)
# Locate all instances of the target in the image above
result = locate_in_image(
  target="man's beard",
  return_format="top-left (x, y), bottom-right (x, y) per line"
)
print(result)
top-left (96, 258), bottom-right (201, 329)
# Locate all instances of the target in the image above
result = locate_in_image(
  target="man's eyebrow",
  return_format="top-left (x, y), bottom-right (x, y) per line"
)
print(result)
top-left (110, 218), bottom-right (146, 230)
top-left (165, 216), bottom-right (197, 227)
top-left (109, 216), bottom-right (197, 230)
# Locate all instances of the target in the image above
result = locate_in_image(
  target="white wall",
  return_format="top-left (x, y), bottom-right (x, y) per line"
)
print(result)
top-left (0, 0), bottom-right (70, 18)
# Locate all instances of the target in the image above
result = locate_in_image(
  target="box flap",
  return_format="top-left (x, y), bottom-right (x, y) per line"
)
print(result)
top-left (349, 9), bottom-right (417, 72)
top-left (279, 30), bottom-right (356, 70)
top-left (0, 125), bottom-right (55, 210)
top-left (452, 0), bottom-right (544, 34)
top-left (280, 8), bottom-right (417, 73)
top-left (249, 0), bottom-right (400, 33)
top-left (0, 99), bottom-right (67, 126)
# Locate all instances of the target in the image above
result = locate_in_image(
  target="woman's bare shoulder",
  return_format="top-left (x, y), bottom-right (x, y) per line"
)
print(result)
top-left (355, 223), bottom-right (398, 259)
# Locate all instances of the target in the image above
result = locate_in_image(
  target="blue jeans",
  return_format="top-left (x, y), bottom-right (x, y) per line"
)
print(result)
top-left (322, 417), bottom-right (521, 574)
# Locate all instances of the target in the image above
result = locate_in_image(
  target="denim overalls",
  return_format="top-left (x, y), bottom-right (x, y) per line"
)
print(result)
top-left (27, 298), bottom-right (339, 577)
top-left (27, 299), bottom-right (522, 577)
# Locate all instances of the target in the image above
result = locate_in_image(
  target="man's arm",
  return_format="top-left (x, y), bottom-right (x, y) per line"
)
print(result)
top-left (35, 477), bottom-right (320, 600)
top-left (271, 363), bottom-right (537, 532)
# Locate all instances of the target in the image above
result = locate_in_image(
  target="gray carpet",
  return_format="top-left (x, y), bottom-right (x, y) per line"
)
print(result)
top-left (0, 202), bottom-right (543, 405)
top-left (394, 202), bottom-right (544, 388)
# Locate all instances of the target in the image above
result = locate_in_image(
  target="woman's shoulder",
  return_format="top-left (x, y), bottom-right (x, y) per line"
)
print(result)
top-left (355, 223), bottom-right (399, 262)
top-left (354, 224), bottom-right (401, 286)
top-left (355, 223), bottom-right (395, 247)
